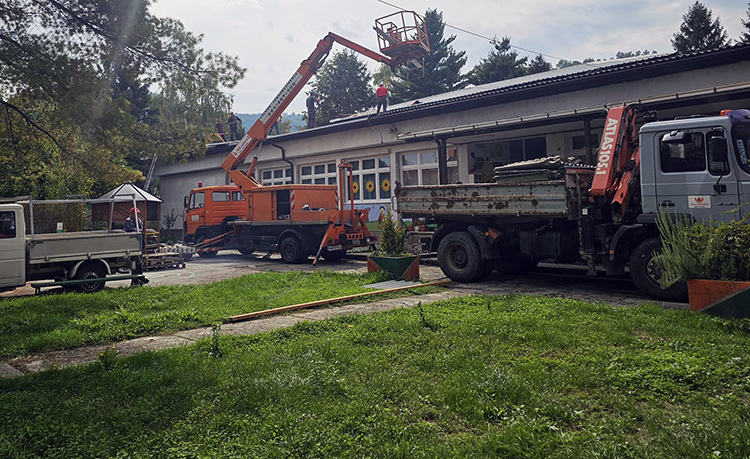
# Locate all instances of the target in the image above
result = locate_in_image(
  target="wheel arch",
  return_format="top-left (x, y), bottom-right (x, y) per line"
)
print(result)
top-left (69, 259), bottom-right (111, 279)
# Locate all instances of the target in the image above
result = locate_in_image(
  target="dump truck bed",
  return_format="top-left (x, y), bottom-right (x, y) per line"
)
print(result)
top-left (395, 169), bottom-right (593, 221)
top-left (26, 231), bottom-right (142, 264)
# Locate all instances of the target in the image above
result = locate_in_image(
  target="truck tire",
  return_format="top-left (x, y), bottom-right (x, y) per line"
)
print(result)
top-left (629, 237), bottom-right (688, 302)
top-left (322, 250), bottom-right (347, 262)
top-left (437, 232), bottom-right (482, 282)
top-left (74, 263), bottom-right (106, 293)
top-left (280, 236), bottom-right (306, 264)
top-left (196, 237), bottom-right (217, 258)
top-left (474, 259), bottom-right (494, 281)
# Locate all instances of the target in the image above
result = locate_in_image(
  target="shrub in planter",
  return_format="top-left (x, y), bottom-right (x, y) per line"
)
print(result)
top-left (368, 206), bottom-right (419, 280)
top-left (656, 213), bottom-right (750, 313)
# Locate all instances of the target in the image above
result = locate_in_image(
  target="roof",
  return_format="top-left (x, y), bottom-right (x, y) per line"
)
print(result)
top-left (267, 42), bottom-right (750, 142)
top-left (97, 182), bottom-right (163, 203)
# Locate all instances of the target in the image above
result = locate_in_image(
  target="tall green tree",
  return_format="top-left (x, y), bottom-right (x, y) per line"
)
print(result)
top-left (467, 37), bottom-right (528, 85)
top-left (671, 1), bottom-right (729, 53)
top-left (310, 50), bottom-right (372, 126)
top-left (527, 54), bottom-right (552, 75)
top-left (390, 9), bottom-right (467, 103)
top-left (742, 2), bottom-right (750, 43)
top-left (0, 0), bottom-right (245, 198)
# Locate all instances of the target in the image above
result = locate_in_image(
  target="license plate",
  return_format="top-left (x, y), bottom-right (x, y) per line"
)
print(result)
top-left (329, 245), bottom-right (343, 251)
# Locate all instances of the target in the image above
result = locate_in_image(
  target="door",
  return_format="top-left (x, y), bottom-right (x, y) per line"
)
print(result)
top-left (654, 128), bottom-right (739, 223)
top-left (0, 208), bottom-right (26, 288)
top-left (730, 123), bottom-right (750, 219)
top-left (185, 191), bottom-right (206, 237)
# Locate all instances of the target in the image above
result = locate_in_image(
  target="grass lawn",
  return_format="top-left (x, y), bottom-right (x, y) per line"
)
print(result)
top-left (0, 271), bottom-right (440, 358)
top-left (2, 295), bottom-right (750, 458)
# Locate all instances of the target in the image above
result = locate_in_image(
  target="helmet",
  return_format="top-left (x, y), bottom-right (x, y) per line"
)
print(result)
top-left (130, 207), bottom-right (140, 213)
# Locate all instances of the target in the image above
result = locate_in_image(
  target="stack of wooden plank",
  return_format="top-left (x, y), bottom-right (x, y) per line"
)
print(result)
top-left (143, 252), bottom-right (185, 270)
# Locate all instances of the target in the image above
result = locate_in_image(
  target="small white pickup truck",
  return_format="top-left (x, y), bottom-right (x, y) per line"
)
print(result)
top-left (0, 204), bottom-right (143, 293)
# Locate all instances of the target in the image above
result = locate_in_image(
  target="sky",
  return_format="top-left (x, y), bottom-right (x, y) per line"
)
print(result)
top-left (149, 0), bottom-right (748, 114)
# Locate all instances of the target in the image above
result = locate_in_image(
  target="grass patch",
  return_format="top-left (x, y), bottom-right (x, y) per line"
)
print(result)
top-left (0, 271), bottom-right (440, 358)
top-left (2, 295), bottom-right (750, 457)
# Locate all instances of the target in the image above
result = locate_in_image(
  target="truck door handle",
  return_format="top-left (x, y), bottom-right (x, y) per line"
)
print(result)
top-left (660, 200), bottom-right (675, 207)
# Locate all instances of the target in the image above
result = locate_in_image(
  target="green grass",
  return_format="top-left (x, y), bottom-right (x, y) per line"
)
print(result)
top-left (0, 271), bottom-right (440, 358)
top-left (2, 295), bottom-right (750, 458)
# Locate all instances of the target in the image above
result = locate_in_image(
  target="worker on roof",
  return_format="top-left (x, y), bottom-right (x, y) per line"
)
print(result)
top-left (306, 91), bottom-right (319, 129)
top-left (376, 83), bottom-right (389, 114)
top-left (270, 114), bottom-right (282, 135)
top-left (215, 118), bottom-right (226, 142)
top-left (228, 112), bottom-right (240, 141)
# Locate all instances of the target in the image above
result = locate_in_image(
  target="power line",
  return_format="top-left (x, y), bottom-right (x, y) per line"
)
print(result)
top-left (374, 0), bottom-right (591, 65)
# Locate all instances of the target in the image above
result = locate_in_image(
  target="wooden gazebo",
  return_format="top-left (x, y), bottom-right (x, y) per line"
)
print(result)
top-left (93, 182), bottom-right (163, 249)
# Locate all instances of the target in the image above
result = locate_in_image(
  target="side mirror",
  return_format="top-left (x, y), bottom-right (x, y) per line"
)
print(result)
top-left (183, 196), bottom-right (189, 210)
top-left (709, 137), bottom-right (728, 164)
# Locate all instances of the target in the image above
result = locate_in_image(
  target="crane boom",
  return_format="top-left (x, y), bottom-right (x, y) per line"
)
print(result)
top-left (221, 33), bottom-right (404, 193)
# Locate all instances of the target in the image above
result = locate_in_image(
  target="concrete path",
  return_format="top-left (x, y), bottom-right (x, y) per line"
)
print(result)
top-left (1, 289), bottom-right (465, 379)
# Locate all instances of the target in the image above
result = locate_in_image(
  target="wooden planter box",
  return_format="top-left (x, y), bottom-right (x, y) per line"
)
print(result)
top-left (688, 279), bottom-right (750, 318)
top-left (367, 255), bottom-right (420, 280)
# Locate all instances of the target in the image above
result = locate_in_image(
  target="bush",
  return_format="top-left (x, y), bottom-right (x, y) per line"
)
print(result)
top-left (656, 213), bottom-right (750, 286)
top-left (374, 206), bottom-right (409, 256)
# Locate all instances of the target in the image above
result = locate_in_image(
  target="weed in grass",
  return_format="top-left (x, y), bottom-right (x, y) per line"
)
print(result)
top-left (416, 302), bottom-right (439, 331)
top-left (209, 323), bottom-right (223, 358)
top-left (486, 298), bottom-right (492, 313)
top-left (98, 345), bottom-right (119, 371)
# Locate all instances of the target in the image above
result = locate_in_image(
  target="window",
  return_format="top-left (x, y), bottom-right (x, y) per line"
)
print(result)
top-left (300, 162), bottom-right (337, 186)
top-left (401, 149), bottom-right (459, 186)
top-left (732, 125), bottom-right (750, 174)
top-left (660, 132), bottom-right (706, 173)
top-left (572, 133), bottom-right (599, 151)
top-left (0, 211), bottom-right (16, 238)
top-left (344, 156), bottom-right (391, 201)
top-left (189, 192), bottom-right (204, 210)
top-left (232, 191), bottom-right (245, 201)
top-left (212, 191), bottom-right (231, 202)
top-left (260, 167), bottom-right (292, 186)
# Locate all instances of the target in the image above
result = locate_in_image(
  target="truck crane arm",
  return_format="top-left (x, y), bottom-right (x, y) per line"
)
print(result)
top-left (221, 33), bottom-right (404, 194)
top-left (590, 103), bottom-right (651, 223)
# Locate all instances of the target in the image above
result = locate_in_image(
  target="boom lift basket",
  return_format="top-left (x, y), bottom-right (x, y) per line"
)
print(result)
top-left (374, 11), bottom-right (430, 73)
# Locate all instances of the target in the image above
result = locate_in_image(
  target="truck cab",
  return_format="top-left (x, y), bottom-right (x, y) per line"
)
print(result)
top-left (639, 111), bottom-right (750, 222)
top-left (0, 205), bottom-right (25, 290)
top-left (184, 185), bottom-right (248, 244)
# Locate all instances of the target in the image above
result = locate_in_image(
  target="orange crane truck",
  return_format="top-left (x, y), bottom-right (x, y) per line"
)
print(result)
top-left (186, 12), bottom-right (430, 264)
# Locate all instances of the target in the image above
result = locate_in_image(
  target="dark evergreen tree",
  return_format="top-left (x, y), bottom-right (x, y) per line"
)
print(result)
top-left (310, 50), bottom-right (372, 126)
top-left (742, 2), bottom-right (750, 43)
top-left (390, 9), bottom-right (467, 103)
top-left (467, 37), bottom-right (528, 85)
top-left (527, 54), bottom-right (552, 75)
top-left (671, 1), bottom-right (729, 53)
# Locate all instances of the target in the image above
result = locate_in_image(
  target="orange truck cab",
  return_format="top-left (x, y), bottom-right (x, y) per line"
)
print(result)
top-left (183, 185), bottom-right (247, 244)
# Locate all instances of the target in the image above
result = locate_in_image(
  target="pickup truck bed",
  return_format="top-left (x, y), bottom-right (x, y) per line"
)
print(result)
top-left (27, 231), bottom-right (142, 264)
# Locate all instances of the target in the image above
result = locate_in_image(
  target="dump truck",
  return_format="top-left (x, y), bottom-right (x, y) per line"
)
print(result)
top-left (395, 105), bottom-right (750, 301)
top-left (0, 203), bottom-right (144, 294)
top-left (187, 11), bottom-right (430, 264)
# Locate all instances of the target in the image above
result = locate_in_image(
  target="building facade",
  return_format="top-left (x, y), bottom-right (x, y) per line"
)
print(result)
top-left (156, 44), bottom-right (750, 225)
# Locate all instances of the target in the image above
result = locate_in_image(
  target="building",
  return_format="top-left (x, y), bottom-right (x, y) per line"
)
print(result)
top-left (155, 43), bottom-right (750, 225)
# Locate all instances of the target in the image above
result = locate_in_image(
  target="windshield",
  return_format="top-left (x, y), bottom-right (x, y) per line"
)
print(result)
top-left (732, 125), bottom-right (750, 174)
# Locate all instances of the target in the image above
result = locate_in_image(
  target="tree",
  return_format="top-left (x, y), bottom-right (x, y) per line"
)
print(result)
top-left (671, 1), bottom-right (729, 53)
top-left (310, 50), bottom-right (372, 126)
top-left (0, 0), bottom-right (245, 198)
top-left (467, 37), bottom-right (528, 85)
top-left (742, 2), bottom-right (750, 43)
top-left (527, 54), bottom-right (552, 75)
top-left (390, 9), bottom-right (467, 103)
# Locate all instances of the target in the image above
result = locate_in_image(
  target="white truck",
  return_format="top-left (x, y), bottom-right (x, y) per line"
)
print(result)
top-left (0, 203), bottom-right (144, 294)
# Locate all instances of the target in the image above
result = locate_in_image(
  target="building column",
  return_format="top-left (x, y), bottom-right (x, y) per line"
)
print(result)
top-left (584, 118), bottom-right (593, 165)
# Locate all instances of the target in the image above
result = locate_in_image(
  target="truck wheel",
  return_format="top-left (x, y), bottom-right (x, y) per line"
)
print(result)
top-left (629, 237), bottom-right (688, 302)
top-left (437, 232), bottom-right (482, 282)
top-left (196, 237), bottom-right (217, 258)
top-left (74, 263), bottom-right (106, 293)
top-left (280, 236), bottom-right (306, 264)
top-left (322, 250), bottom-right (347, 262)
top-left (474, 259), bottom-right (494, 281)
top-left (238, 248), bottom-right (255, 256)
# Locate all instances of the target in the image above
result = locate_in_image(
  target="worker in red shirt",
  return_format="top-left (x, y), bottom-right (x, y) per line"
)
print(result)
top-left (376, 83), bottom-right (389, 114)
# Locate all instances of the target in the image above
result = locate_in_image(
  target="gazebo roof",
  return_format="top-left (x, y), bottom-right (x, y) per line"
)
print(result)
top-left (97, 182), bottom-right (163, 203)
